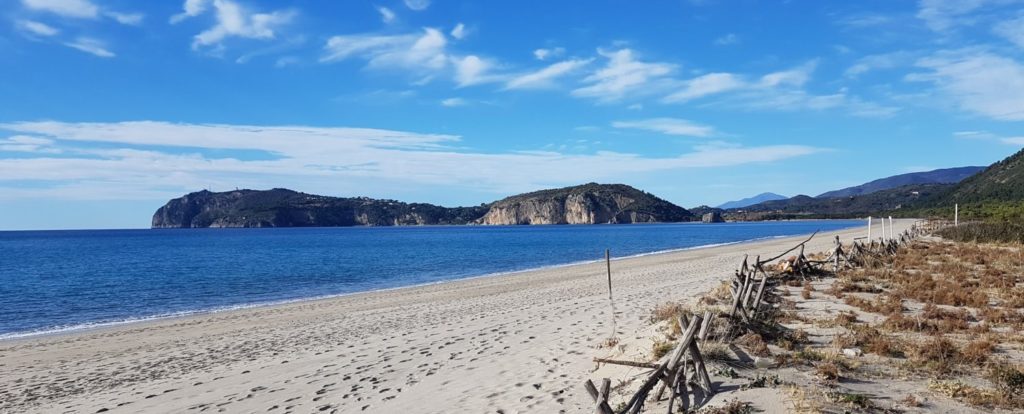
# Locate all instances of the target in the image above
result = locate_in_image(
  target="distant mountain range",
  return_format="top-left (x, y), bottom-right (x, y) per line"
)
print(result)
top-left (816, 166), bottom-right (985, 199)
top-left (723, 149), bottom-right (1023, 220)
top-left (716, 192), bottom-right (788, 209)
top-left (152, 183), bottom-right (695, 228)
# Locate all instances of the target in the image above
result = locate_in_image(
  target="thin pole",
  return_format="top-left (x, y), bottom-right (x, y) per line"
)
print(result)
top-left (605, 249), bottom-right (612, 300)
top-left (955, 204), bottom-right (959, 227)
top-left (867, 216), bottom-right (872, 240)
top-left (879, 216), bottom-right (884, 242)
top-left (888, 216), bottom-right (893, 239)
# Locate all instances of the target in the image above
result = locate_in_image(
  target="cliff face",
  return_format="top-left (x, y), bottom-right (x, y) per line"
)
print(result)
top-left (152, 184), bottom-right (693, 228)
top-left (477, 183), bottom-right (692, 225)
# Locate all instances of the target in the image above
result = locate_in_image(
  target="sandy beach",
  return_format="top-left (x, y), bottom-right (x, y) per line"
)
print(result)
top-left (0, 220), bottom-right (916, 413)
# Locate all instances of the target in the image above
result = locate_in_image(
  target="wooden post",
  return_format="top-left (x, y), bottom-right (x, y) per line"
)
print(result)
top-left (605, 249), bottom-right (612, 300)
top-left (583, 380), bottom-right (614, 414)
top-left (955, 204), bottom-right (959, 227)
top-left (888, 216), bottom-right (893, 240)
top-left (867, 216), bottom-right (872, 240)
top-left (698, 310), bottom-right (713, 340)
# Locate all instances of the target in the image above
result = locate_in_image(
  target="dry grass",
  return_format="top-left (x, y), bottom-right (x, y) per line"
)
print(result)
top-left (693, 398), bottom-right (754, 414)
top-left (776, 237), bottom-right (1024, 411)
top-left (736, 333), bottom-right (771, 357)
top-left (651, 340), bottom-right (674, 360)
top-left (908, 336), bottom-right (961, 374)
top-left (650, 301), bottom-right (685, 323)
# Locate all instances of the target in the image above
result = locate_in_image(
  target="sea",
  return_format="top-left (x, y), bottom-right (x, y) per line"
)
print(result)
top-left (0, 220), bottom-right (863, 339)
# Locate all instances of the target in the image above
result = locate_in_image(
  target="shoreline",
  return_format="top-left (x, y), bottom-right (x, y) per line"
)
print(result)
top-left (1, 220), bottom-right (907, 414)
top-left (0, 227), bottom-right (851, 343)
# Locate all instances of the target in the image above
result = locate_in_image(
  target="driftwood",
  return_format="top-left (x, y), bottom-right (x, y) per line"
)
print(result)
top-left (593, 358), bottom-right (659, 369)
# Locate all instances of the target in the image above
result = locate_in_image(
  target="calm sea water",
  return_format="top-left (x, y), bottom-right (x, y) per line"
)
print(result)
top-left (0, 220), bottom-right (862, 338)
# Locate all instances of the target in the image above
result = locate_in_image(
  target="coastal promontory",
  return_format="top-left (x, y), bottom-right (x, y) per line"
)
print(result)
top-left (151, 183), bottom-right (695, 228)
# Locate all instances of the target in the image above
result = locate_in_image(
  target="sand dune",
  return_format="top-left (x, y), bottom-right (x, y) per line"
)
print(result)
top-left (0, 220), bottom-right (914, 413)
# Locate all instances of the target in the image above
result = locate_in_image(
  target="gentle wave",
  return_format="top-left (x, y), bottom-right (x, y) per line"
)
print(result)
top-left (0, 231), bottom-right (805, 341)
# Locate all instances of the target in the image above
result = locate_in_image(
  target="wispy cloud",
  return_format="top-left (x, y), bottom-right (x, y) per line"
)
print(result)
top-left (403, 0), bottom-right (430, 11)
top-left (0, 121), bottom-right (823, 200)
top-left (909, 49), bottom-right (1024, 121)
top-left (662, 73), bottom-right (744, 103)
top-left (171, 0), bottom-right (296, 51)
top-left (505, 59), bottom-right (591, 90)
top-left (22, 0), bottom-right (142, 25)
top-left (0, 135), bottom-right (61, 153)
top-left (453, 55), bottom-right (497, 86)
top-left (533, 47), bottom-right (565, 61)
top-left (714, 33), bottom-right (739, 45)
top-left (376, 6), bottom-right (395, 24)
top-left (571, 48), bottom-right (676, 102)
top-left (994, 14), bottom-right (1024, 49)
top-left (612, 118), bottom-right (716, 137)
top-left (64, 37), bottom-right (114, 57)
top-left (322, 28), bottom-right (448, 75)
top-left (916, 0), bottom-right (986, 32)
top-left (104, 11), bottom-right (143, 25)
top-left (450, 23), bottom-right (467, 40)
top-left (440, 97), bottom-right (467, 107)
top-left (22, 0), bottom-right (98, 19)
top-left (661, 61), bottom-right (898, 118)
top-left (953, 130), bottom-right (1024, 145)
top-left (845, 51), bottom-right (916, 77)
top-left (16, 20), bottom-right (60, 37)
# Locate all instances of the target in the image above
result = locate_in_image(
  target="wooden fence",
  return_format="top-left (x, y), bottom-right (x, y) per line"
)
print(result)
top-left (585, 222), bottom-right (926, 413)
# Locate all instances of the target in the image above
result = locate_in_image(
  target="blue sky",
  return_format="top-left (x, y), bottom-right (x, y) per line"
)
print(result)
top-left (1, 0), bottom-right (1024, 230)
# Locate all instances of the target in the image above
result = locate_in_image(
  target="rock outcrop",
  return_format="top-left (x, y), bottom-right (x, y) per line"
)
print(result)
top-left (476, 183), bottom-right (692, 225)
top-left (701, 212), bottom-right (725, 223)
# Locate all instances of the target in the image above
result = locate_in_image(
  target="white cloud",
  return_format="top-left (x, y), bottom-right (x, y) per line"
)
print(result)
top-left (572, 48), bottom-right (676, 102)
top-left (845, 51), bottom-right (915, 77)
top-left (16, 20), bottom-right (60, 37)
top-left (758, 60), bottom-right (816, 88)
top-left (22, 0), bottom-right (142, 25)
top-left (451, 23), bottom-right (466, 40)
top-left (0, 121), bottom-right (823, 200)
top-left (64, 37), bottom-right (114, 57)
top-left (453, 55), bottom-right (495, 86)
top-left (612, 118), bottom-right (715, 137)
top-left (404, 0), bottom-right (430, 11)
top-left (714, 33), bottom-right (739, 45)
top-left (910, 50), bottom-right (1024, 120)
top-left (916, 0), bottom-right (986, 32)
top-left (171, 0), bottom-right (296, 50)
top-left (377, 6), bottom-right (395, 24)
top-left (22, 0), bottom-right (98, 19)
top-left (994, 15), bottom-right (1024, 49)
top-left (659, 61), bottom-right (896, 118)
top-left (505, 59), bottom-right (591, 90)
top-left (105, 11), bottom-right (143, 25)
top-left (662, 72), bottom-right (744, 103)
top-left (322, 28), bottom-right (448, 74)
top-left (171, 0), bottom-right (208, 23)
top-left (441, 97), bottom-right (467, 107)
top-left (953, 130), bottom-right (1024, 145)
top-left (533, 47), bottom-right (564, 61)
top-left (275, 56), bottom-right (299, 67)
top-left (0, 135), bottom-right (60, 153)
